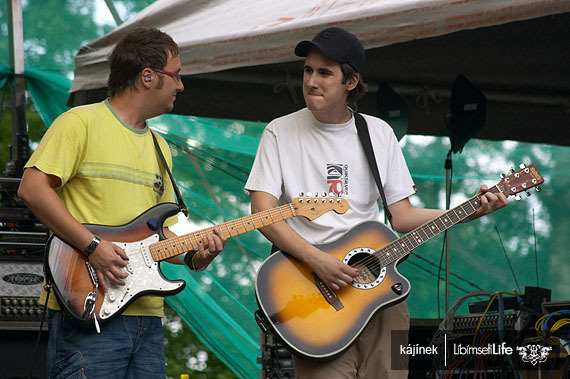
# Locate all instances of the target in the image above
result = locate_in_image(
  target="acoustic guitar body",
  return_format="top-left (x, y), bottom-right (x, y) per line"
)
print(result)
top-left (255, 221), bottom-right (411, 360)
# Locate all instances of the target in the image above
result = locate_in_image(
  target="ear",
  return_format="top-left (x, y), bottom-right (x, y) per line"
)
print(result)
top-left (346, 74), bottom-right (360, 91)
top-left (141, 68), bottom-right (154, 87)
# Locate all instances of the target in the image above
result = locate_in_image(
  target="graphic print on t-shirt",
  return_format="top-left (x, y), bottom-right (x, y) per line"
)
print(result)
top-left (327, 163), bottom-right (348, 195)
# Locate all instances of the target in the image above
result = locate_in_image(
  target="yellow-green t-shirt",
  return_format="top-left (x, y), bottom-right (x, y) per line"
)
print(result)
top-left (26, 99), bottom-right (177, 317)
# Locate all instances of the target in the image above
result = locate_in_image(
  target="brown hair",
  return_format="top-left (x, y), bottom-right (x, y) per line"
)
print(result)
top-left (107, 27), bottom-right (179, 97)
top-left (341, 63), bottom-right (367, 109)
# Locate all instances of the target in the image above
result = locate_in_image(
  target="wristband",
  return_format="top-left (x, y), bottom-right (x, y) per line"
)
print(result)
top-left (85, 235), bottom-right (101, 256)
top-left (184, 250), bottom-right (206, 272)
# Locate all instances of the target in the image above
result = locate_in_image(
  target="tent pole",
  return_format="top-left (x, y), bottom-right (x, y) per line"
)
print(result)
top-left (6, 0), bottom-right (28, 178)
top-left (104, 0), bottom-right (123, 26)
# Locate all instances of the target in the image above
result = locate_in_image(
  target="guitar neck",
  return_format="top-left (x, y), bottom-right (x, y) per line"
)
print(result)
top-left (149, 203), bottom-right (297, 261)
top-left (376, 184), bottom-right (503, 267)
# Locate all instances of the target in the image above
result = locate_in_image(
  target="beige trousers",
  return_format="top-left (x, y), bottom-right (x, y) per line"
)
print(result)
top-left (292, 301), bottom-right (410, 379)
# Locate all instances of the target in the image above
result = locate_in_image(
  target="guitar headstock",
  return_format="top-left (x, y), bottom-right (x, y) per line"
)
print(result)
top-left (499, 164), bottom-right (544, 198)
top-left (292, 196), bottom-right (349, 220)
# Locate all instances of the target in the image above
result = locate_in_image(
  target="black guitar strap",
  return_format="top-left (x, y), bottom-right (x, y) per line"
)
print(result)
top-left (151, 131), bottom-right (189, 217)
top-left (354, 113), bottom-right (393, 227)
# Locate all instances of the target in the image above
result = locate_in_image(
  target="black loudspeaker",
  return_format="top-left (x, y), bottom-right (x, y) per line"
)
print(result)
top-left (376, 82), bottom-right (408, 141)
top-left (447, 74), bottom-right (487, 153)
top-left (0, 327), bottom-right (48, 378)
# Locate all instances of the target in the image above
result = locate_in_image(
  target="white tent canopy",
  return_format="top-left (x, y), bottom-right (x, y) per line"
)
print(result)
top-left (70, 0), bottom-right (569, 91)
top-left (69, 0), bottom-right (570, 146)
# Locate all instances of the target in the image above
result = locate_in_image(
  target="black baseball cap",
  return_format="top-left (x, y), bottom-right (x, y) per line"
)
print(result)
top-left (294, 27), bottom-right (365, 72)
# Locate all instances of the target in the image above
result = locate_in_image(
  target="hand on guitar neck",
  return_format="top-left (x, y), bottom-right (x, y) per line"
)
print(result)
top-left (465, 184), bottom-right (509, 222)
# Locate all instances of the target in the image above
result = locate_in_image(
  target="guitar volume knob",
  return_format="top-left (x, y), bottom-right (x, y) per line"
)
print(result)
top-left (392, 283), bottom-right (403, 295)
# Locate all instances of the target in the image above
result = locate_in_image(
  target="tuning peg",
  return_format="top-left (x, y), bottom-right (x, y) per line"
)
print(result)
top-left (328, 192), bottom-right (335, 197)
top-left (509, 167), bottom-right (515, 174)
top-left (500, 173), bottom-right (506, 179)
top-left (321, 192), bottom-right (327, 197)
top-left (299, 192), bottom-right (305, 197)
top-left (525, 191), bottom-right (531, 197)
top-left (535, 187), bottom-right (542, 192)
top-left (306, 192), bottom-right (312, 197)
top-left (515, 194), bottom-right (522, 201)
top-left (519, 163), bottom-right (527, 169)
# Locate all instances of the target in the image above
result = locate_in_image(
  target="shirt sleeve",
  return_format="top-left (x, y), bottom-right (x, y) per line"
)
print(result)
top-left (24, 111), bottom-right (88, 188)
top-left (244, 124), bottom-right (284, 199)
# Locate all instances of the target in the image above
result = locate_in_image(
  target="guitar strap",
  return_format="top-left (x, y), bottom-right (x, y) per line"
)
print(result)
top-left (354, 112), bottom-right (393, 227)
top-left (151, 131), bottom-right (189, 217)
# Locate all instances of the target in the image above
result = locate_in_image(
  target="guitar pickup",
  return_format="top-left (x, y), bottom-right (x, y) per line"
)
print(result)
top-left (312, 272), bottom-right (344, 311)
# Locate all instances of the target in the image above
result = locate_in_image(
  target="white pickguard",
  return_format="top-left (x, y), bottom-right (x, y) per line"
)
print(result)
top-left (98, 234), bottom-right (184, 320)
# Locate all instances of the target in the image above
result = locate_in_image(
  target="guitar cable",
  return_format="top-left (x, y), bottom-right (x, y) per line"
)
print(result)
top-left (29, 284), bottom-right (51, 379)
top-left (533, 208), bottom-right (540, 287)
top-left (494, 225), bottom-right (522, 294)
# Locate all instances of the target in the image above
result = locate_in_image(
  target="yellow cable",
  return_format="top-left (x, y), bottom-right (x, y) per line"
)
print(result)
top-left (471, 292), bottom-right (517, 346)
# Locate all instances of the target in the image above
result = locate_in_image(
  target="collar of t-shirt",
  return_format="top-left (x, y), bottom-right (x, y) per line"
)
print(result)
top-left (309, 111), bottom-right (355, 134)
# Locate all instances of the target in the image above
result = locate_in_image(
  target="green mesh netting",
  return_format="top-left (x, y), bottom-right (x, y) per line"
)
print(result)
top-left (3, 66), bottom-right (570, 379)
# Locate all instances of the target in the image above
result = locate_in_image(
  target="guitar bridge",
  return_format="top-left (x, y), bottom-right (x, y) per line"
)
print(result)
top-left (312, 272), bottom-right (344, 311)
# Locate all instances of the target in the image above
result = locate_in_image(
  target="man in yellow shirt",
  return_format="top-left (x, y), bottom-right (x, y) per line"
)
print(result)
top-left (18, 27), bottom-right (226, 378)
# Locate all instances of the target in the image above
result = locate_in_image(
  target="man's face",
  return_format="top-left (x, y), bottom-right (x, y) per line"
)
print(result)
top-left (302, 49), bottom-right (354, 123)
top-left (154, 53), bottom-right (184, 113)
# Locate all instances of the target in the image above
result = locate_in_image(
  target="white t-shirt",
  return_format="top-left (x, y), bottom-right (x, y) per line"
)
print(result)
top-left (245, 108), bottom-right (416, 244)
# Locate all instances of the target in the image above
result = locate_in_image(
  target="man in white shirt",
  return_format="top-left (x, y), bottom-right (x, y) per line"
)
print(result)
top-left (245, 27), bottom-right (507, 378)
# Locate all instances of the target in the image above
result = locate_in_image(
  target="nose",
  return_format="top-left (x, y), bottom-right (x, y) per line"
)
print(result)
top-left (305, 72), bottom-right (317, 88)
top-left (177, 79), bottom-right (184, 92)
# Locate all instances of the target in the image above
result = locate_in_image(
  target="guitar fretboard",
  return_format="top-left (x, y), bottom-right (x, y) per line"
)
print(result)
top-left (149, 203), bottom-right (296, 261)
top-left (374, 185), bottom-right (503, 267)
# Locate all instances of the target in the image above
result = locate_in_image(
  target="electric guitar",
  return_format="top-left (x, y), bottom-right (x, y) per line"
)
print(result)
top-left (255, 164), bottom-right (544, 360)
top-left (45, 196), bottom-right (348, 330)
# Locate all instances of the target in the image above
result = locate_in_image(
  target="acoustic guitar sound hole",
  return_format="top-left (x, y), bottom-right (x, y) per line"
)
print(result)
top-left (349, 253), bottom-right (379, 284)
top-left (343, 247), bottom-right (387, 289)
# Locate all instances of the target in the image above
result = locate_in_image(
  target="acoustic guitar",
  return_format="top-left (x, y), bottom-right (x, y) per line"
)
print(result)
top-left (255, 164), bottom-right (544, 360)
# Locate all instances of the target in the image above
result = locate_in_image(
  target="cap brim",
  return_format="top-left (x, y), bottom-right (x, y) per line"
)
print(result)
top-left (294, 40), bottom-right (314, 57)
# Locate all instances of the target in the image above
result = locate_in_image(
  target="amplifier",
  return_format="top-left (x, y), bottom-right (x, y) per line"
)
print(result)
top-left (0, 230), bottom-right (47, 251)
top-left (450, 311), bottom-right (519, 334)
top-left (0, 260), bottom-right (44, 322)
top-left (259, 331), bottom-right (296, 379)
